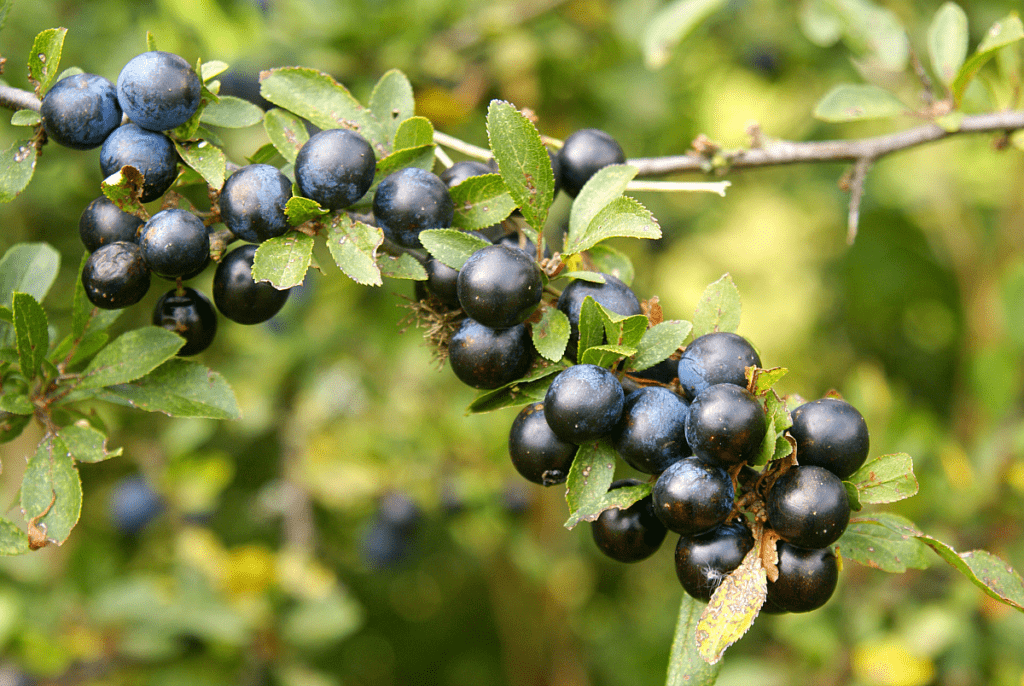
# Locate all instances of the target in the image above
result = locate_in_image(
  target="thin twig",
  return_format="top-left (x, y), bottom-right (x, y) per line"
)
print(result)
top-left (433, 131), bottom-right (492, 160)
top-left (846, 157), bottom-right (873, 244)
top-left (0, 82), bottom-right (41, 112)
top-left (626, 180), bottom-right (731, 196)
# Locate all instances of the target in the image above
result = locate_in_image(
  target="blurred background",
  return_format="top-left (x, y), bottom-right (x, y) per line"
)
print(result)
top-left (1, 0), bottom-right (1024, 684)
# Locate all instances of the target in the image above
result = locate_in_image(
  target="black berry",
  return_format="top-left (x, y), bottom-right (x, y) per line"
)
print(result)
top-left (612, 387), bottom-right (691, 474)
top-left (789, 398), bottom-right (870, 480)
top-left (447, 318), bottom-right (533, 390)
top-left (82, 241), bottom-right (151, 310)
top-left (152, 287), bottom-right (218, 356)
top-left (557, 128), bottom-right (625, 198)
top-left (99, 124), bottom-right (179, 202)
top-left (764, 541), bottom-right (839, 613)
top-left (543, 364), bottom-right (625, 444)
top-left (40, 73), bottom-right (121, 150)
top-left (675, 520), bottom-right (755, 602)
top-left (212, 244), bottom-right (290, 324)
top-left (373, 167), bottom-right (453, 248)
top-left (439, 160), bottom-right (492, 187)
top-left (138, 209), bottom-right (210, 279)
top-left (508, 402), bottom-right (577, 486)
top-left (685, 383), bottom-right (768, 467)
top-left (677, 332), bottom-right (761, 401)
top-left (457, 245), bottom-right (543, 329)
top-left (591, 479), bottom-right (667, 563)
top-left (79, 196), bottom-right (143, 252)
top-left (766, 465), bottom-right (850, 549)
top-left (651, 456), bottom-right (735, 536)
top-left (219, 164), bottom-right (293, 244)
top-left (117, 51), bottom-right (201, 131)
top-left (295, 128), bottom-right (376, 210)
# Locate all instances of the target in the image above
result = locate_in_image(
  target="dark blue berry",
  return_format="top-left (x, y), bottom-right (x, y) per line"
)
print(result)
top-left (591, 479), bottom-right (667, 563)
top-left (508, 402), bottom-right (577, 486)
top-left (373, 167), bottom-right (453, 248)
top-left (457, 245), bottom-right (543, 329)
top-left (685, 383), bottom-right (767, 467)
top-left (100, 124), bottom-right (179, 202)
top-left (613, 387), bottom-right (692, 474)
top-left (219, 164), bottom-right (293, 244)
top-left (117, 51), bottom-right (201, 131)
top-left (295, 129), bottom-right (376, 210)
top-left (543, 364), bottom-right (625, 444)
top-left (40, 73), bottom-right (121, 150)
top-left (212, 244), bottom-right (290, 324)
top-left (448, 318), bottom-right (533, 389)
top-left (651, 456), bottom-right (735, 536)
top-left (82, 241), bottom-right (151, 310)
top-left (152, 287), bottom-right (217, 356)
top-left (675, 520), bottom-right (755, 601)
top-left (557, 128), bottom-right (625, 198)
top-left (766, 465), bottom-right (850, 549)
top-left (789, 398), bottom-right (870, 480)
top-left (138, 209), bottom-right (210, 279)
top-left (677, 332), bottom-right (761, 401)
top-left (439, 160), bottom-right (492, 187)
top-left (79, 196), bottom-right (143, 252)
top-left (764, 541), bottom-right (839, 613)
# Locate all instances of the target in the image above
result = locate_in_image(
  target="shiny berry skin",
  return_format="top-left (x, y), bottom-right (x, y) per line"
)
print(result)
top-left (373, 167), bottom-right (454, 248)
top-left (675, 520), bottom-right (755, 601)
top-left (448, 318), bottom-right (533, 390)
top-left (508, 402), bottom-right (577, 486)
top-left (219, 164), bottom-right (293, 244)
top-left (40, 73), bottom-right (121, 150)
top-left (79, 196), bottom-right (144, 252)
top-left (439, 160), bottom-right (492, 187)
top-left (212, 244), bottom-right (290, 324)
top-left (789, 398), bottom-right (870, 480)
top-left (294, 128), bottom-right (376, 210)
top-left (543, 364), bottom-right (625, 444)
top-left (138, 209), bottom-right (210, 279)
top-left (152, 287), bottom-right (217, 356)
top-left (100, 124), bottom-right (178, 202)
top-left (591, 479), bottom-right (667, 563)
top-left (117, 51), bottom-right (201, 131)
top-left (82, 241), bottom-right (151, 310)
top-left (764, 541), bottom-right (839, 613)
top-left (612, 387), bottom-right (692, 474)
top-left (685, 383), bottom-right (768, 467)
top-left (557, 128), bottom-right (626, 198)
top-left (424, 258), bottom-right (461, 308)
top-left (457, 245), bottom-right (543, 329)
top-left (651, 456), bottom-right (734, 536)
top-left (556, 273), bottom-right (641, 361)
top-left (766, 465), bottom-right (850, 549)
top-left (677, 332), bottom-right (761, 401)
top-left (629, 357), bottom-right (679, 385)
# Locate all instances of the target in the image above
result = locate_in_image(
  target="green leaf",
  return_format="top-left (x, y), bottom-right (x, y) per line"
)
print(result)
top-left (0, 392), bottom-right (33, 415)
top-left (450, 174), bottom-right (517, 231)
top-left (200, 95), bottom-right (264, 128)
top-left (587, 244), bottom-right (635, 285)
top-left (581, 344), bottom-right (638, 368)
top-left (247, 142), bottom-right (280, 166)
top-left (252, 232), bottom-right (314, 289)
top-left (603, 312), bottom-right (649, 350)
top-left (145, 30), bottom-right (158, 51)
top-left (28, 27), bottom-right (67, 94)
top-left (813, 84), bottom-right (909, 122)
top-left (264, 108), bottom-right (309, 164)
top-left (569, 164), bottom-right (636, 235)
top-left (200, 60), bottom-right (229, 82)
top-left (0, 243), bottom-right (60, 310)
top-left (844, 480), bottom-right (862, 511)
top-left (0, 0), bottom-right (11, 33)
top-left (467, 362), bottom-right (566, 414)
top-left (393, 116), bottom-right (434, 151)
top-left (377, 253), bottom-right (427, 281)
top-left (259, 67), bottom-right (388, 156)
top-left (696, 546), bottom-right (766, 665)
top-left (54, 66), bottom-right (84, 82)
top-left (847, 453), bottom-right (919, 505)
top-left (12, 292), bottom-right (48, 379)
top-left (326, 214), bottom-right (384, 286)
top-left (563, 196), bottom-right (661, 256)
top-left (831, 0), bottom-right (910, 71)
top-left (172, 81), bottom-right (219, 140)
top-left (629, 320), bottom-right (691, 372)
top-left (559, 271), bottom-right (606, 284)
top-left (0, 413), bottom-right (30, 444)
top-left (563, 441), bottom-right (617, 529)
top-left (101, 165), bottom-right (147, 216)
top-left (285, 196), bottom-right (329, 226)
top-left (372, 145), bottom-right (436, 185)
top-left (11, 110), bottom-right (40, 126)
top-left (952, 14), bottom-right (1024, 105)
top-left (533, 307), bottom-right (571, 362)
top-left (691, 273), bottom-right (741, 338)
top-left (0, 518), bottom-right (28, 556)
top-left (666, 594), bottom-right (723, 686)
top-left (57, 423), bottom-right (122, 464)
top-left (798, 0), bottom-right (842, 47)
top-left (486, 100), bottom-right (554, 231)
top-left (96, 358), bottom-right (239, 419)
top-left (419, 229), bottom-right (492, 271)
top-left (0, 139), bottom-right (38, 204)
top-left (747, 366), bottom-right (788, 395)
top-left (928, 3), bottom-right (969, 87)
top-left (576, 296), bottom-right (606, 362)
top-left (643, 0), bottom-right (727, 70)
top-left (752, 391), bottom-right (794, 467)
top-left (63, 331), bottom-right (109, 369)
top-left (369, 69), bottom-right (415, 147)
top-left (840, 515), bottom-right (932, 573)
top-left (77, 327), bottom-right (184, 390)
top-left (174, 140), bottom-right (226, 191)
top-left (564, 482), bottom-right (651, 529)
top-left (21, 434), bottom-right (81, 547)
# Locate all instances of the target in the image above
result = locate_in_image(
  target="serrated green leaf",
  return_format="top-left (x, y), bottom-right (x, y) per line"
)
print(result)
top-left (264, 108), bottom-right (309, 164)
top-left (0, 517), bottom-right (28, 556)
top-left (326, 214), bottom-right (384, 286)
top-left (696, 546), bottom-right (766, 665)
top-left (643, 0), bottom-right (727, 70)
top-left (563, 195), bottom-right (661, 256)
top-left (372, 145), bottom-right (436, 187)
top-left (952, 14), bottom-right (1024, 106)
top-left (285, 196), bottom-right (329, 225)
top-left (467, 362), bottom-right (567, 414)
top-left (96, 358), bottom-right (240, 419)
top-left (393, 116), bottom-right (434, 151)
top-left (577, 296), bottom-right (605, 362)
top-left (0, 393), bottom-right (32, 415)
top-left (564, 441), bottom-right (617, 528)
top-left (377, 253), bottom-right (427, 280)
top-left (587, 244), bottom-right (635, 286)
top-left (564, 482), bottom-right (651, 529)
top-left (259, 67), bottom-right (387, 156)
top-left (533, 307), bottom-right (570, 362)
top-left (629, 320), bottom-right (691, 372)
top-left (450, 174), bottom-right (517, 231)
top-left (247, 142), bottom-right (280, 166)
top-left (486, 100), bottom-right (554, 230)
top-left (21, 434), bottom-right (81, 546)
top-left (28, 27), bottom-right (67, 94)
top-left (747, 366), bottom-right (788, 395)
top-left (252, 232), bottom-right (314, 289)
top-left (174, 140), bottom-right (226, 191)
top-left (13, 292), bottom-right (48, 379)
top-left (200, 95), bottom-right (264, 128)
top-left (581, 344), bottom-right (637, 368)
top-left (77, 327), bottom-right (184, 390)
top-left (200, 60), bottom-right (229, 82)
top-left (58, 423), bottom-right (122, 463)
top-left (753, 391), bottom-right (793, 467)
top-left (64, 331), bottom-right (109, 369)
top-left (369, 69), bottom-right (415, 147)
top-left (567, 164), bottom-right (637, 239)
top-left (928, 3), bottom-right (969, 87)
top-left (0, 412), bottom-right (30, 444)
top-left (844, 480), bottom-right (862, 511)
top-left (419, 229), bottom-right (491, 271)
top-left (692, 273), bottom-right (741, 338)
top-left (0, 139), bottom-right (38, 204)
top-left (666, 594), bottom-right (723, 686)
top-left (813, 84), bottom-right (908, 122)
top-left (11, 110), bottom-right (40, 126)
top-left (848, 453), bottom-right (918, 504)
top-left (603, 312), bottom-right (648, 349)
top-left (840, 516), bottom-right (932, 573)
top-left (101, 165), bottom-right (147, 216)
top-left (559, 271), bottom-right (606, 284)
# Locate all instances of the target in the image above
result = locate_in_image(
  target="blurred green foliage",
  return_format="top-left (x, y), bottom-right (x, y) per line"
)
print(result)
top-left (2, 0), bottom-right (1024, 684)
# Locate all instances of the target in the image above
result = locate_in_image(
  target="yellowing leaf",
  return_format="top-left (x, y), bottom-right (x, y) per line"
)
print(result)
top-left (696, 546), bottom-right (766, 664)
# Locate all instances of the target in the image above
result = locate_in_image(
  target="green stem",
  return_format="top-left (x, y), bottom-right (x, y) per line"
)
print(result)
top-left (665, 594), bottom-right (721, 686)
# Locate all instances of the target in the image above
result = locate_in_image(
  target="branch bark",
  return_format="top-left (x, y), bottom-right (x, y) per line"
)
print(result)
top-left (0, 82), bottom-right (41, 112)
